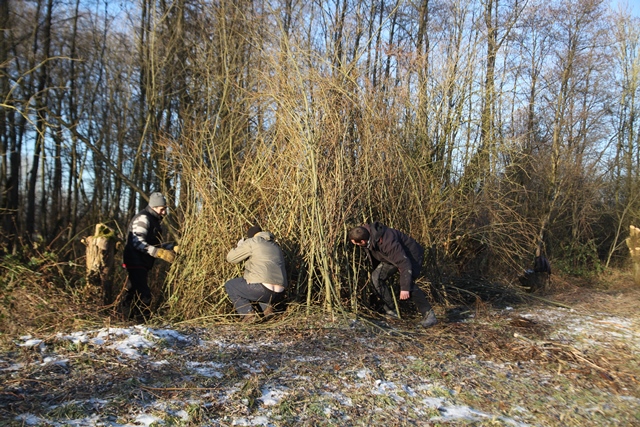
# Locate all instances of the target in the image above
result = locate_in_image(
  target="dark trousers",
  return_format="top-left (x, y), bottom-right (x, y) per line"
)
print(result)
top-left (371, 262), bottom-right (432, 316)
top-left (225, 277), bottom-right (284, 315)
top-left (121, 268), bottom-right (152, 321)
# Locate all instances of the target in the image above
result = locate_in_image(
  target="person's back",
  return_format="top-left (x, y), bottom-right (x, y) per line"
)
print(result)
top-left (349, 222), bottom-right (437, 327)
top-left (227, 231), bottom-right (287, 287)
top-left (519, 255), bottom-right (551, 293)
top-left (533, 256), bottom-right (551, 274)
top-left (225, 227), bottom-right (288, 322)
top-left (371, 224), bottom-right (424, 273)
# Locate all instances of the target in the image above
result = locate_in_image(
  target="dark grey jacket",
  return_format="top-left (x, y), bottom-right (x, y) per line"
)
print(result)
top-left (363, 222), bottom-right (424, 292)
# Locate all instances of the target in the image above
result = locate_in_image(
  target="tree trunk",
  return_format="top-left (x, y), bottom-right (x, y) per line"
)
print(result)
top-left (26, 0), bottom-right (53, 238)
top-left (0, 0), bottom-right (16, 251)
top-left (83, 223), bottom-right (118, 305)
top-left (626, 225), bottom-right (640, 285)
top-left (66, 0), bottom-right (81, 242)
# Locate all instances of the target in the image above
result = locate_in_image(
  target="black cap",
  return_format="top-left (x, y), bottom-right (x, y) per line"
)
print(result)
top-left (247, 225), bottom-right (262, 238)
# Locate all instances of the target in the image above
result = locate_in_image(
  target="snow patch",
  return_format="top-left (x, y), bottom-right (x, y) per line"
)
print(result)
top-left (259, 384), bottom-right (288, 406)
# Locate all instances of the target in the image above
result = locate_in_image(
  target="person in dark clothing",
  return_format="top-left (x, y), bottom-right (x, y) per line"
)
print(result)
top-left (533, 255), bottom-right (551, 274)
top-left (519, 252), bottom-right (551, 292)
top-left (121, 192), bottom-right (177, 322)
top-left (225, 225), bottom-right (288, 323)
top-left (348, 222), bottom-right (437, 328)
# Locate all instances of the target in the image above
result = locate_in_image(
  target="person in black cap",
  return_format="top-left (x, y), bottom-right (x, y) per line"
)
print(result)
top-left (121, 192), bottom-right (177, 322)
top-left (224, 225), bottom-right (288, 323)
top-left (348, 221), bottom-right (437, 328)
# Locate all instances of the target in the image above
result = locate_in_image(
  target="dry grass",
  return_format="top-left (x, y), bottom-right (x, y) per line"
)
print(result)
top-left (1, 270), bottom-right (639, 426)
top-left (0, 253), bottom-right (116, 347)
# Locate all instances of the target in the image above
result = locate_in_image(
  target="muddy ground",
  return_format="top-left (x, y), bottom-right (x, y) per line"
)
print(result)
top-left (1, 277), bottom-right (639, 426)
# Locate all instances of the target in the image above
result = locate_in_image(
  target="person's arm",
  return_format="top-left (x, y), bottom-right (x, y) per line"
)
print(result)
top-left (130, 215), bottom-right (158, 257)
top-left (381, 238), bottom-right (414, 294)
top-left (226, 239), bottom-right (252, 264)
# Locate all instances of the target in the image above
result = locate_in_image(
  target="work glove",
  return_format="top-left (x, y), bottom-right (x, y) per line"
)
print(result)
top-left (156, 248), bottom-right (176, 263)
top-left (162, 242), bottom-right (178, 250)
top-left (173, 245), bottom-right (179, 254)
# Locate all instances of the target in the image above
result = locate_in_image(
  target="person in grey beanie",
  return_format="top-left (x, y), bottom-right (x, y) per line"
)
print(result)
top-left (121, 192), bottom-right (177, 322)
top-left (224, 225), bottom-right (288, 323)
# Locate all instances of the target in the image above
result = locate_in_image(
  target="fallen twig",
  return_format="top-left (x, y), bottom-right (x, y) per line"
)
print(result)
top-left (513, 333), bottom-right (619, 384)
top-left (522, 295), bottom-right (574, 309)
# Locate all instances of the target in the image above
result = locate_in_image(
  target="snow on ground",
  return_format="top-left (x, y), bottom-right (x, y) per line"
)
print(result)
top-left (519, 308), bottom-right (640, 351)
top-left (2, 302), bottom-right (639, 426)
top-left (3, 324), bottom-right (532, 426)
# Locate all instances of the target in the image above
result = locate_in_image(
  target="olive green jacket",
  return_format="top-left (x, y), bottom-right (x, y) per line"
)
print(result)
top-left (226, 231), bottom-right (288, 287)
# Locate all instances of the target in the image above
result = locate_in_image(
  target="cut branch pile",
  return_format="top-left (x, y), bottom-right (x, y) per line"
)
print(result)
top-left (511, 333), bottom-right (622, 390)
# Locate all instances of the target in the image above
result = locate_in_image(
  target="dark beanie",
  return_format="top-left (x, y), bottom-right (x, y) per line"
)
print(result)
top-left (149, 192), bottom-right (167, 207)
top-left (247, 225), bottom-right (262, 238)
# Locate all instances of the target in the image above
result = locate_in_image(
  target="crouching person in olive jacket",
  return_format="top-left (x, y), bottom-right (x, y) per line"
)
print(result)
top-left (225, 225), bottom-right (288, 323)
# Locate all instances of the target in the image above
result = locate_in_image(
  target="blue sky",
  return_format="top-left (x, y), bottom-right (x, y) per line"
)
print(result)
top-left (615, 0), bottom-right (640, 15)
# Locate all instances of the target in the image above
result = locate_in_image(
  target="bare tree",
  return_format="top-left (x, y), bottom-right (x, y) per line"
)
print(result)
top-left (606, 8), bottom-right (640, 267)
top-left (26, 0), bottom-right (54, 239)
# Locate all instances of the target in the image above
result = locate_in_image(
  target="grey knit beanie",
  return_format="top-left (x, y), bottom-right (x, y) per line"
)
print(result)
top-left (149, 192), bottom-right (167, 207)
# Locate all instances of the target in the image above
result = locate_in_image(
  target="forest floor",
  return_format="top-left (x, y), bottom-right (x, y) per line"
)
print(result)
top-left (1, 275), bottom-right (639, 426)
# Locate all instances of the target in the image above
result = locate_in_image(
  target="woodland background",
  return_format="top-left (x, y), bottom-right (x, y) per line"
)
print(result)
top-left (1, 0), bottom-right (640, 324)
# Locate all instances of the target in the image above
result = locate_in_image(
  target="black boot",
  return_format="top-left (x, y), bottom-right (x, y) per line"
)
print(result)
top-left (419, 309), bottom-right (438, 328)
